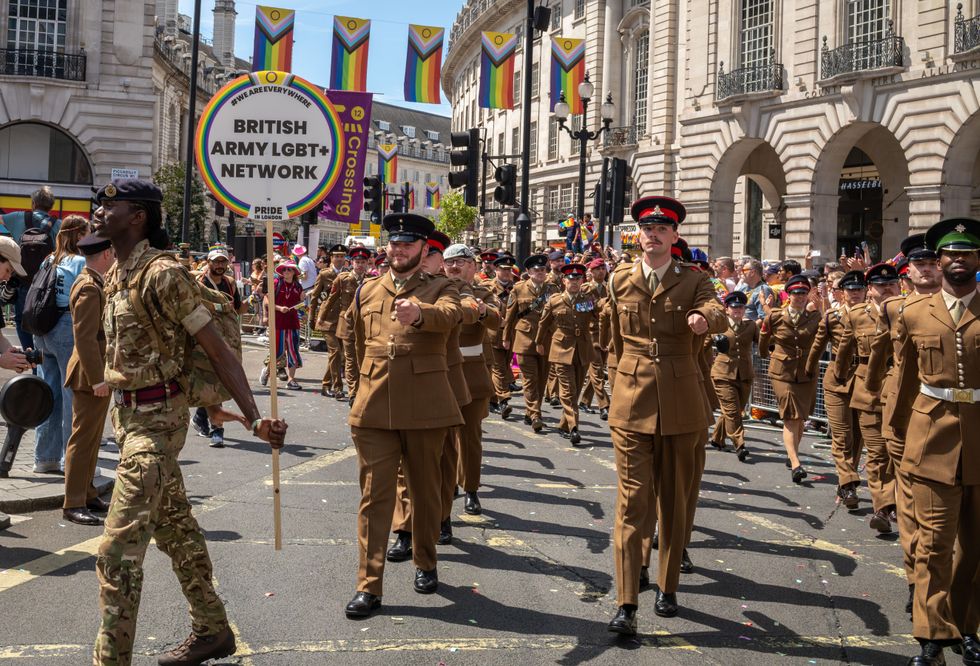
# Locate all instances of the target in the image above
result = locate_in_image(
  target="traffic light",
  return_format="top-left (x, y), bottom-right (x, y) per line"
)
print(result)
top-left (363, 176), bottom-right (382, 223)
top-left (493, 164), bottom-right (517, 207)
top-left (448, 128), bottom-right (481, 207)
top-left (609, 158), bottom-right (630, 227)
top-left (390, 194), bottom-right (404, 214)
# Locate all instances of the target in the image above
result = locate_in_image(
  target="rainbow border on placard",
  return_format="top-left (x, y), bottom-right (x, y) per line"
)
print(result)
top-left (194, 70), bottom-right (346, 218)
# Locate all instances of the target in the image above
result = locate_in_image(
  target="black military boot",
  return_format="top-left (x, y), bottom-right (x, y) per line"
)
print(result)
top-left (386, 531), bottom-right (412, 562)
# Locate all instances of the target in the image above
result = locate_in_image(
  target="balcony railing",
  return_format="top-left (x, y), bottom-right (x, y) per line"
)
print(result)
top-left (0, 47), bottom-right (86, 82)
top-left (820, 21), bottom-right (905, 81)
top-left (955, 3), bottom-right (980, 54)
top-left (366, 136), bottom-right (450, 163)
top-left (603, 125), bottom-right (639, 148)
top-left (717, 53), bottom-right (783, 100)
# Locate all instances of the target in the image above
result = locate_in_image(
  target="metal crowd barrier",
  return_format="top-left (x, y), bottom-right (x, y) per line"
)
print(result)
top-left (749, 350), bottom-right (829, 428)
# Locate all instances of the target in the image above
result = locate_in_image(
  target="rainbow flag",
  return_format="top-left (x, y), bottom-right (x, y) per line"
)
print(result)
top-left (378, 143), bottom-right (398, 184)
top-left (479, 32), bottom-right (517, 109)
top-left (404, 24), bottom-right (444, 104)
top-left (425, 182), bottom-right (440, 209)
top-left (550, 37), bottom-right (586, 113)
top-left (252, 6), bottom-right (295, 71)
top-left (330, 16), bottom-right (370, 91)
top-left (406, 184), bottom-right (416, 211)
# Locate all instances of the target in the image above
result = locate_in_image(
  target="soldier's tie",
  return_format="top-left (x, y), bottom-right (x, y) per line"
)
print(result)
top-left (951, 298), bottom-right (965, 326)
top-left (648, 270), bottom-right (659, 294)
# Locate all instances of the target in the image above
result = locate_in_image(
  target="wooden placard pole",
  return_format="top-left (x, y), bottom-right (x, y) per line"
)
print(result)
top-left (265, 221), bottom-right (283, 550)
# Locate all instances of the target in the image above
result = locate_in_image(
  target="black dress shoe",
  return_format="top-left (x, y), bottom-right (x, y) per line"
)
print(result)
top-left (531, 418), bottom-right (544, 433)
top-left (438, 518), bottom-right (453, 545)
top-left (334, 392), bottom-right (348, 402)
top-left (838, 484), bottom-right (860, 510)
top-left (679, 549), bottom-right (694, 574)
top-left (348, 396), bottom-right (355, 407)
top-left (509, 382), bottom-right (520, 392)
top-left (86, 496), bottom-right (111, 512)
top-left (569, 428), bottom-right (581, 446)
top-left (414, 568), bottom-right (438, 594)
top-left (63, 508), bottom-right (103, 526)
top-left (607, 605), bottom-right (637, 636)
top-left (523, 415), bottom-right (532, 426)
top-left (599, 408), bottom-right (608, 421)
top-left (639, 566), bottom-right (650, 588)
top-left (500, 401), bottom-right (513, 419)
top-left (578, 402), bottom-right (592, 414)
top-left (386, 531), bottom-right (412, 562)
top-left (489, 402), bottom-right (500, 413)
top-left (651, 526), bottom-right (659, 550)
top-left (654, 589), bottom-right (678, 617)
top-left (321, 388), bottom-right (334, 397)
top-left (709, 439), bottom-right (726, 450)
top-left (908, 640), bottom-right (946, 665)
top-left (888, 505), bottom-right (898, 523)
top-left (737, 447), bottom-right (749, 462)
top-left (464, 491), bottom-right (482, 515)
top-left (791, 466), bottom-right (807, 484)
top-left (870, 509), bottom-right (892, 533)
top-left (953, 634), bottom-right (980, 663)
top-left (344, 592), bottom-right (381, 618)
top-left (785, 459), bottom-right (792, 469)
top-left (550, 397), bottom-right (560, 407)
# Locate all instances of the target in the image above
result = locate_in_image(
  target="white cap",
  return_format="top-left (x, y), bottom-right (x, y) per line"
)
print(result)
top-left (0, 236), bottom-right (26, 277)
top-left (207, 247), bottom-right (230, 261)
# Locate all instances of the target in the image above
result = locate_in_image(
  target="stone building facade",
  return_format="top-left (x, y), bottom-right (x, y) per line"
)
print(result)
top-left (444, 0), bottom-right (980, 261)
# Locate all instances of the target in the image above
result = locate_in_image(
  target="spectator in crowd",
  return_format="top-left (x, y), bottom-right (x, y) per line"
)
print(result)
top-left (33, 215), bottom-right (88, 474)
top-left (294, 244), bottom-right (318, 291)
top-left (250, 257), bottom-right (267, 335)
top-left (714, 256), bottom-right (738, 292)
top-left (261, 261), bottom-right (304, 390)
top-left (1, 187), bottom-right (63, 350)
top-left (0, 237), bottom-right (35, 373)
top-left (738, 259), bottom-right (775, 321)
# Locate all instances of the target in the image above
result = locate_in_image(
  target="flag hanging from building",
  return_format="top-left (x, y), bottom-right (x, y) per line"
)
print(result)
top-left (479, 32), bottom-right (518, 109)
top-left (406, 184), bottom-right (416, 211)
top-left (404, 25), bottom-right (444, 104)
top-left (425, 182), bottom-right (440, 209)
top-left (252, 6), bottom-right (295, 71)
top-left (550, 37), bottom-right (586, 113)
top-left (329, 16), bottom-right (371, 91)
top-left (378, 143), bottom-right (398, 184)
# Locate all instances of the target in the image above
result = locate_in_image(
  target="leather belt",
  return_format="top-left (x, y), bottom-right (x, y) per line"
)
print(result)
top-left (920, 383), bottom-right (980, 404)
top-left (364, 344), bottom-right (446, 359)
top-left (857, 355), bottom-right (870, 364)
top-left (113, 380), bottom-right (182, 408)
top-left (623, 341), bottom-right (691, 358)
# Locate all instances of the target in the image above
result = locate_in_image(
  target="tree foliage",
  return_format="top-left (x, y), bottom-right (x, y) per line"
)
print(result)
top-left (436, 190), bottom-right (478, 241)
top-left (154, 161), bottom-right (210, 250)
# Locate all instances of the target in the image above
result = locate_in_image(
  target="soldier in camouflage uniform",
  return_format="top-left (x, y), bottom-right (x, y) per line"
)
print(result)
top-left (90, 179), bottom-right (286, 666)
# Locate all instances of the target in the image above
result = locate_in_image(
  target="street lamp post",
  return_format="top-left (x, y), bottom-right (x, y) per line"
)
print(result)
top-left (554, 72), bottom-right (614, 232)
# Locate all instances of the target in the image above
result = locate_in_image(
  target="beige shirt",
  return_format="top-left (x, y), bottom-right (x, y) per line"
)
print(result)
top-left (639, 257), bottom-right (672, 284)
top-left (941, 288), bottom-right (976, 311)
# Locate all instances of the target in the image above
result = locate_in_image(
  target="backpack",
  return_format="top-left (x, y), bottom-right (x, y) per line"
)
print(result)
top-left (18, 211), bottom-right (55, 279)
top-left (21, 256), bottom-right (62, 336)
top-left (128, 253), bottom-right (243, 408)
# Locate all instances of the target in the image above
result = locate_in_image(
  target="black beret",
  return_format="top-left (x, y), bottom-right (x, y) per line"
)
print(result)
top-left (95, 178), bottom-right (163, 204)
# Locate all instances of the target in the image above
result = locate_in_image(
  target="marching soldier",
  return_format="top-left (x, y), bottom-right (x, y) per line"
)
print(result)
top-left (605, 196), bottom-right (725, 634)
top-left (833, 263), bottom-right (901, 533)
top-left (444, 244), bottom-right (500, 516)
top-left (322, 246), bottom-right (371, 402)
top-left (708, 290), bottom-right (759, 461)
top-left (580, 258), bottom-right (610, 419)
top-left (890, 218), bottom-right (980, 666)
top-left (61, 234), bottom-right (115, 526)
top-left (90, 179), bottom-right (286, 666)
top-left (535, 263), bottom-right (600, 445)
top-left (806, 270), bottom-right (867, 509)
top-left (478, 250), bottom-right (498, 282)
top-left (502, 253), bottom-right (559, 431)
top-left (543, 251), bottom-right (566, 406)
top-left (487, 256), bottom-right (517, 418)
top-left (866, 234), bottom-right (942, 616)
top-left (759, 274), bottom-right (821, 484)
top-left (310, 244), bottom-right (348, 397)
top-left (345, 213), bottom-right (463, 619)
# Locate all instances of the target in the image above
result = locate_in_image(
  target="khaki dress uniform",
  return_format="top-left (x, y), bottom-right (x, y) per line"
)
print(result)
top-left (806, 305), bottom-right (863, 489)
top-left (544, 271), bottom-right (564, 401)
top-left (63, 267), bottom-right (110, 510)
top-left (833, 303), bottom-right (896, 516)
top-left (580, 280), bottom-right (610, 411)
top-left (608, 258), bottom-right (726, 607)
top-left (891, 289), bottom-right (980, 644)
top-left (487, 277), bottom-right (516, 406)
top-left (349, 270), bottom-right (463, 596)
top-left (709, 318), bottom-right (759, 452)
top-left (759, 308), bottom-right (821, 420)
top-left (502, 279), bottom-right (558, 423)
top-left (599, 298), bottom-right (617, 393)
top-left (324, 270), bottom-right (366, 397)
top-left (94, 240), bottom-right (228, 665)
top-left (535, 288), bottom-right (599, 435)
top-left (311, 265), bottom-right (344, 393)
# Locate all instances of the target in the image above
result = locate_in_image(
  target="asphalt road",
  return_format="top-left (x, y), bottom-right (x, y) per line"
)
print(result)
top-left (0, 346), bottom-right (919, 665)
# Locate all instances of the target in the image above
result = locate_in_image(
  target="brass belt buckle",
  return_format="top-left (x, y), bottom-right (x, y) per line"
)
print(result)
top-left (648, 340), bottom-right (659, 357)
top-left (951, 388), bottom-right (973, 403)
top-left (387, 342), bottom-right (396, 360)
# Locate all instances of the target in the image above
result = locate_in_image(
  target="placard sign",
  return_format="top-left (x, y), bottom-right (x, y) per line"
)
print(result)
top-left (195, 70), bottom-right (346, 221)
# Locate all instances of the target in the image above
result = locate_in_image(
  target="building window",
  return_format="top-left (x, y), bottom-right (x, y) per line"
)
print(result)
top-left (629, 0), bottom-right (649, 7)
top-left (547, 186), bottom-right (559, 215)
top-left (548, 118), bottom-right (560, 160)
top-left (402, 126), bottom-right (416, 138)
top-left (514, 69), bottom-right (522, 105)
top-left (425, 129), bottom-right (440, 141)
top-left (847, 0), bottom-right (889, 42)
top-left (378, 120), bottom-right (390, 131)
top-left (559, 182), bottom-right (573, 212)
top-left (529, 121), bottom-right (537, 162)
top-left (633, 30), bottom-right (649, 135)
top-left (6, 0), bottom-right (68, 51)
top-left (574, 0), bottom-right (585, 19)
top-left (0, 122), bottom-right (92, 184)
top-left (551, 2), bottom-right (562, 30)
top-left (569, 116), bottom-right (582, 154)
top-left (497, 133), bottom-right (505, 156)
top-left (739, 0), bottom-right (773, 67)
top-left (511, 127), bottom-right (520, 153)
top-left (531, 62), bottom-right (540, 98)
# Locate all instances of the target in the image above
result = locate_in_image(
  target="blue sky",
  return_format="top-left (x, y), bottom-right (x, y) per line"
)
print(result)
top-left (178, 0), bottom-right (459, 116)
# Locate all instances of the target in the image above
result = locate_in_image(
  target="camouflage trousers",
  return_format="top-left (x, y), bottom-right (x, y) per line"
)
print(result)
top-left (93, 395), bottom-right (227, 666)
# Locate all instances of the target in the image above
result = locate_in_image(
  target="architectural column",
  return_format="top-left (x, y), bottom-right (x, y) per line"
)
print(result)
top-left (600, 0), bottom-right (623, 127)
top-left (906, 184), bottom-right (943, 233)
top-left (784, 192), bottom-right (836, 261)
